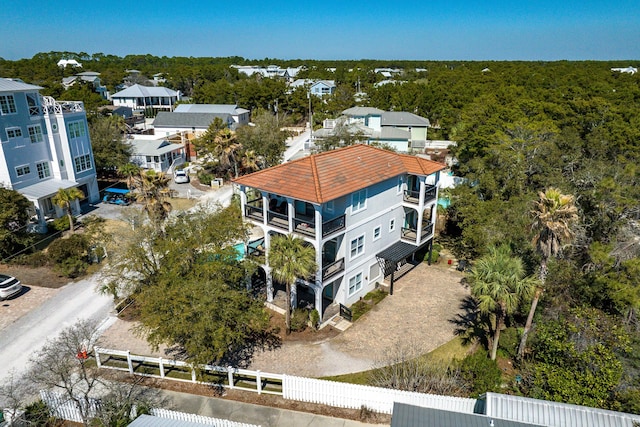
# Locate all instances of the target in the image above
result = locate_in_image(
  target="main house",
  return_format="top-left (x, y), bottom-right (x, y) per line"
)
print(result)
top-left (111, 84), bottom-right (181, 113)
top-left (234, 144), bottom-right (445, 321)
top-left (0, 78), bottom-right (99, 232)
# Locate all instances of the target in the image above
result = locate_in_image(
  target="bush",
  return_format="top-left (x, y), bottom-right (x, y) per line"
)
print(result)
top-left (23, 400), bottom-right (60, 426)
top-left (11, 251), bottom-right (49, 267)
top-left (425, 243), bottom-right (442, 263)
top-left (365, 288), bottom-right (388, 305)
top-left (309, 309), bottom-right (320, 329)
top-left (50, 216), bottom-right (70, 232)
top-left (498, 327), bottom-right (520, 360)
top-left (459, 350), bottom-right (502, 397)
top-left (198, 172), bottom-right (214, 186)
top-left (47, 234), bottom-right (90, 278)
top-left (291, 308), bottom-right (309, 332)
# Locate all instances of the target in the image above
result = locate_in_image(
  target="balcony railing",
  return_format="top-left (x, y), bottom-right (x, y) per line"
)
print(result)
top-left (322, 214), bottom-right (346, 237)
top-left (422, 222), bottom-right (434, 237)
top-left (245, 201), bottom-right (264, 222)
top-left (322, 257), bottom-right (345, 281)
top-left (401, 227), bottom-right (418, 241)
top-left (293, 217), bottom-right (316, 237)
top-left (403, 185), bottom-right (437, 204)
top-left (402, 222), bottom-right (434, 243)
top-left (29, 106), bottom-right (41, 116)
top-left (267, 210), bottom-right (289, 231)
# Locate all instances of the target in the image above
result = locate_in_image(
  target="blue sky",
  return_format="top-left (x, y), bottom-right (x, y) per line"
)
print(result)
top-left (1, 0), bottom-right (639, 60)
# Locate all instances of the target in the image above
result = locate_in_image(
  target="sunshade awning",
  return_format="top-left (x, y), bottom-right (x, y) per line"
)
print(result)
top-left (19, 179), bottom-right (78, 200)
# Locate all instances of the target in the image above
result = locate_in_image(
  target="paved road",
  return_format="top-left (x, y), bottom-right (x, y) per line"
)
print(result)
top-left (0, 275), bottom-right (114, 383)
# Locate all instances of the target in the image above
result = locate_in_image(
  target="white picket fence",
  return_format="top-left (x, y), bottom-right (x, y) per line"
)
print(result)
top-left (95, 347), bottom-right (478, 416)
top-left (150, 408), bottom-right (260, 427)
top-left (40, 390), bottom-right (101, 423)
top-left (283, 375), bottom-right (477, 414)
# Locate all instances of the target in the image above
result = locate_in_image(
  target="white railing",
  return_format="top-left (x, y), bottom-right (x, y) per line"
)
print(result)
top-left (95, 347), bottom-right (478, 415)
top-left (94, 347), bottom-right (284, 395)
top-left (150, 408), bottom-right (260, 427)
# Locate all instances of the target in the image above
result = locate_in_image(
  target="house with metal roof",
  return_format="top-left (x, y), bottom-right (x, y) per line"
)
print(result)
top-left (0, 78), bottom-right (99, 232)
top-left (111, 84), bottom-right (181, 113)
top-left (391, 403), bottom-right (545, 427)
top-left (234, 144), bottom-right (445, 321)
top-left (128, 137), bottom-right (185, 173)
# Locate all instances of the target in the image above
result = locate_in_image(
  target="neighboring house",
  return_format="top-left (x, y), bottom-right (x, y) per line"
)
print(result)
top-left (289, 79), bottom-right (336, 96)
top-left (0, 78), bottom-right (99, 232)
top-left (611, 66), bottom-right (637, 75)
top-left (315, 107), bottom-right (431, 152)
top-left (231, 65), bottom-right (304, 82)
top-left (57, 59), bottom-right (82, 68)
top-left (62, 71), bottom-right (108, 99)
top-left (111, 84), bottom-right (181, 113)
top-left (234, 144), bottom-right (445, 321)
top-left (174, 104), bottom-right (250, 128)
top-left (128, 136), bottom-right (185, 173)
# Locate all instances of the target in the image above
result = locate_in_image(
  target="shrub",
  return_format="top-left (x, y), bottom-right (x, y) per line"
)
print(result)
top-left (50, 216), bottom-right (70, 232)
top-left (459, 350), bottom-right (502, 397)
top-left (498, 327), bottom-right (520, 360)
top-left (365, 288), bottom-right (388, 305)
top-left (291, 308), bottom-right (309, 332)
top-left (23, 400), bottom-right (60, 426)
top-left (198, 172), bottom-right (214, 186)
top-left (309, 309), bottom-right (320, 329)
top-left (47, 234), bottom-right (90, 278)
top-left (425, 243), bottom-right (442, 263)
top-left (11, 251), bottom-right (49, 267)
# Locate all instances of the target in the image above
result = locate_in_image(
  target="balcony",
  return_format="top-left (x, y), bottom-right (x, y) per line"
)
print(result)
top-left (401, 222), bottom-right (434, 244)
top-left (293, 217), bottom-right (316, 237)
top-left (403, 185), bottom-right (437, 205)
top-left (322, 214), bottom-right (346, 237)
top-left (322, 257), bottom-right (345, 281)
top-left (245, 198), bottom-right (263, 222)
top-left (267, 210), bottom-right (289, 231)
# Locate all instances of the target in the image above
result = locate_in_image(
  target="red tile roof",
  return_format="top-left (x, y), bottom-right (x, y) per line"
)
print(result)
top-left (233, 144), bottom-right (445, 204)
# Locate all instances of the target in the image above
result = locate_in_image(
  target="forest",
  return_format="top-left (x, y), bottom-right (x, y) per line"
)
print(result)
top-left (1, 52), bottom-right (639, 412)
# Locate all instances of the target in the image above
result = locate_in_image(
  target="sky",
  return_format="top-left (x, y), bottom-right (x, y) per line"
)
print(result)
top-left (1, 0), bottom-right (639, 61)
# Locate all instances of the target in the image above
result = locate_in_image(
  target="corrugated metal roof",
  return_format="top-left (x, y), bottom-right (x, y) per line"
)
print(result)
top-left (127, 414), bottom-right (210, 427)
top-left (342, 106), bottom-right (385, 116)
top-left (174, 104), bottom-right (243, 115)
top-left (483, 393), bottom-right (640, 427)
top-left (391, 403), bottom-right (545, 427)
top-left (129, 139), bottom-right (183, 156)
top-left (382, 112), bottom-right (431, 127)
top-left (153, 112), bottom-right (230, 128)
top-left (19, 179), bottom-right (78, 200)
top-left (0, 77), bottom-right (43, 92)
top-left (111, 84), bottom-right (178, 98)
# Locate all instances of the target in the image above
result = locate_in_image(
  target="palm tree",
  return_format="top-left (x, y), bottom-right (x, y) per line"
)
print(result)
top-left (517, 188), bottom-right (579, 359)
top-left (117, 163), bottom-right (141, 190)
top-left (131, 170), bottom-right (172, 228)
top-left (268, 235), bottom-right (317, 334)
top-left (470, 245), bottom-right (536, 360)
top-left (52, 187), bottom-right (85, 234)
top-left (213, 128), bottom-right (242, 178)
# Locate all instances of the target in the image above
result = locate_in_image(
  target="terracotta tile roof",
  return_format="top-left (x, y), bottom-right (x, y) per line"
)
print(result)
top-left (233, 145), bottom-right (445, 204)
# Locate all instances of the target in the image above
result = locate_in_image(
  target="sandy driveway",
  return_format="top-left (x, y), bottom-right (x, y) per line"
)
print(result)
top-left (98, 262), bottom-right (469, 377)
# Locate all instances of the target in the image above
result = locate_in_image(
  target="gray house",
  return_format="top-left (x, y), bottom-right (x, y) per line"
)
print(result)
top-left (0, 78), bottom-right (99, 231)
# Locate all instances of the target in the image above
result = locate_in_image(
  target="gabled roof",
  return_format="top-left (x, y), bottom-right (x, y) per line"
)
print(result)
top-left (382, 112), bottom-right (431, 127)
top-left (174, 104), bottom-right (248, 115)
top-left (111, 84), bottom-right (178, 98)
top-left (0, 78), bottom-right (42, 92)
top-left (380, 127), bottom-right (411, 140)
top-left (311, 80), bottom-right (336, 88)
top-left (153, 112), bottom-right (231, 128)
top-left (342, 107), bottom-right (385, 117)
top-left (391, 403), bottom-right (544, 427)
top-left (233, 144), bottom-right (444, 204)
top-left (129, 139), bottom-right (183, 156)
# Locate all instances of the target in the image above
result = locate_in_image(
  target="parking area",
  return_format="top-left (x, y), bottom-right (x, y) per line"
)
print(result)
top-left (0, 285), bottom-right (60, 330)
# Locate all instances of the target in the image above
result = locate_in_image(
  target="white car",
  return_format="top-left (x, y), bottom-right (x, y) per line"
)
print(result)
top-left (173, 169), bottom-right (190, 184)
top-left (0, 274), bottom-right (22, 300)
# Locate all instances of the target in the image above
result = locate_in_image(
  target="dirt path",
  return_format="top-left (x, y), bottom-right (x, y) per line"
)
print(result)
top-left (99, 263), bottom-right (469, 377)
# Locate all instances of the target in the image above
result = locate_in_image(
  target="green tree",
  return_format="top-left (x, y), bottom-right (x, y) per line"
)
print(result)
top-left (469, 244), bottom-right (537, 360)
top-left (268, 235), bottom-right (317, 334)
top-left (236, 110), bottom-right (287, 168)
top-left (88, 115), bottom-right (131, 176)
top-left (117, 163), bottom-right (141, 190)
top-left (52, 187), bottom-right (85, 234)
top-left (517, 188), bottom-right (579, 359)
top-left (0, 188), bottom-right (33, 260)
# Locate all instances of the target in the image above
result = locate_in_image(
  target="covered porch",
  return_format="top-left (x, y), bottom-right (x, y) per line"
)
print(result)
top-left (376, 240), bottom-right (433, 295)
top-left (20, 179), bottom-right (81, 233)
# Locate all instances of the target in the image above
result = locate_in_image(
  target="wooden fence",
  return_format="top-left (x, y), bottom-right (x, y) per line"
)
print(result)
top-left (95, 347), bottom-right (478, 415)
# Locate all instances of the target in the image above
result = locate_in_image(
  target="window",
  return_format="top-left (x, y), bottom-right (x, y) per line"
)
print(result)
top-left (6, 127), bottom-right (22, 139)
top-left (350, 235), bottom-right (365, 259)
top-left (389, 218), bottom-right (396, 232)
top-left (348, 272), bottom-right (363, 296)
top-left (146, 156), bottom-right (152, 163)
top-left (67, 121), bottom-right (86, 139)
top-left (351, 189), bottom-right (367, 213)
top-left (373, 226), bottom-right (381, 241)
top-left (15, 165), bottom-right (30, 177)
top-left (28, 125), bottom-right (43, 143)
top-left (36, 162), bottom-right (51, 179)
top-left (74, 154), bottom-right (92, 173)
top-left (0, 95), bottom-right (17, 115)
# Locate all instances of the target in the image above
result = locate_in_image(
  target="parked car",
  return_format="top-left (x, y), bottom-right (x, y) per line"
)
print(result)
top-left (173, 169), bottom-right (190, 184)
top-left (0, 274), bottom-right (22, 300)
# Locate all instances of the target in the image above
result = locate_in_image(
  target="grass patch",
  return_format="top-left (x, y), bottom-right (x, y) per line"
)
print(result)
top-left (168, 197), bottom-right (198, 211)
top-left (321, 369), bottom-right (373, 385)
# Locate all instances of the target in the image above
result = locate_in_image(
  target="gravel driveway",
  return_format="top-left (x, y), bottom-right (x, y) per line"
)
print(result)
top-left (99, 262), bottom-right (469, 377)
